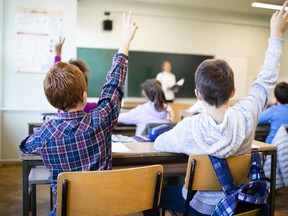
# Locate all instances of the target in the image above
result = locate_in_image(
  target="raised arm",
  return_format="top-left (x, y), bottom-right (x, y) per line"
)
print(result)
top-left (235, 2), bottom-right (288, 123)
top-left (54, 37), bottom-right (65, 63)
top-left (93, 12), bottom-right (138, 132)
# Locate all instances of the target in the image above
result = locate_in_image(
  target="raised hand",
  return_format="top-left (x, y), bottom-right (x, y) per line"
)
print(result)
top-left (119, 12), bottom-right (138, 55)
top-left (55, 36), bottom-right (66, 56)
top-left (270, 1), bottom-right (288, 38)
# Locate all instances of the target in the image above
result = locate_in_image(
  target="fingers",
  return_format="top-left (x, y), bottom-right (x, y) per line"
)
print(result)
top-left (123, 11), bottom-right (133, 24)
top-left (127, 11), bottom-right (132, 23)
top-left (278, 1), bottom-right (288, 16)
top-left (57, 36), bottom-right (65, 46)
top-left (61, 37), bottom-right (66, 45)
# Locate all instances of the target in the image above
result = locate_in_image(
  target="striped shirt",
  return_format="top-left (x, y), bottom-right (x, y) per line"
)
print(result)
top-left (19, 53), bottom-right (128, 216)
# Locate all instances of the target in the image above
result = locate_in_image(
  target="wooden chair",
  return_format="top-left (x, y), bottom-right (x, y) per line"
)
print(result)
top-left (56, 165), bottom-right (163, 216)
top-left (183, 154), bottom-right (263, 216)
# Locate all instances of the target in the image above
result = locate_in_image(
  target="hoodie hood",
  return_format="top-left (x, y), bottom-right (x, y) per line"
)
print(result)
top-left (191, 107), bottom-right (246, 157)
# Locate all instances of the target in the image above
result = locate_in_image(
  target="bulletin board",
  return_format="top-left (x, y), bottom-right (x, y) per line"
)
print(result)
top-left (15, 8), bottom-right (62, 73)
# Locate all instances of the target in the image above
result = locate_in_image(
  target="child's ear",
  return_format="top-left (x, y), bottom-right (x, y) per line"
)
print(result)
top-left (82, 91), bottom-right (87, 105)
top-left (195, 89), bottom-right (203, 101)
top-left (230, 87), bottom-right (236, 98)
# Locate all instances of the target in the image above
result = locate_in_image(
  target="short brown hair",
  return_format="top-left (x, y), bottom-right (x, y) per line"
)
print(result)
top-left (43, 62), bottom-right (87, 111)
top-left (195, 59), bottom-right (234, 108)
top-left (274, 82), bottom-right (288, 104)
top-left (141, 79), bottom-right (166, 112)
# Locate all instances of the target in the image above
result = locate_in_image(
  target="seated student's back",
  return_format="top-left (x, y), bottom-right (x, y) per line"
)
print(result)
top-left (152, 4), bottom-right (288, 215)
top-left (118, 79), bottom-right (174, 135)
top-left (259, 81), bottom-right (288, 143)
top-left (19, 12), bottom-right (138, 216)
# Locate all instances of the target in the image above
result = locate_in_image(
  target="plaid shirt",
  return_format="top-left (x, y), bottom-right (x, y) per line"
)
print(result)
top-left (210, 153), bottom-right (270, 216)
top-left (19, 53), bottom-right (128, 216)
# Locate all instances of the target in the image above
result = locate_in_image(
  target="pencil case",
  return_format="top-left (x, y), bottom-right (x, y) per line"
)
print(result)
top-left (149, 124), bottom-right (170, 141)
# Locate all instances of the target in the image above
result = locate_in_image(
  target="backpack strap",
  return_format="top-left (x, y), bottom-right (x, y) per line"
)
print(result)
top-left (250, 152), bottom-right (265, 181)
top-left (209, 156), bottom-right (238, 196)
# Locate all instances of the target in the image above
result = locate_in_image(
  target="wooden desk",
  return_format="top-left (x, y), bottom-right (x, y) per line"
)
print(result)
top-left (21, 140), bottom-right (277, 216)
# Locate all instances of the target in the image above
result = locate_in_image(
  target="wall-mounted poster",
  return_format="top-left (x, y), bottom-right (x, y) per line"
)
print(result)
top-left (15, 8), bottom-right (62, 73)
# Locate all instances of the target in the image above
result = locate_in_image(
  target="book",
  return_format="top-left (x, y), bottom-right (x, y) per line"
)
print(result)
top-left (112, 134), bottom-right (132, 143)
top-left (170, 78), bottom-right (185, 91)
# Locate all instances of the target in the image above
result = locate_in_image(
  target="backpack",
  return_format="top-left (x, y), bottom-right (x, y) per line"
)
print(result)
top-left (209, 152), bottom-right (270, 216)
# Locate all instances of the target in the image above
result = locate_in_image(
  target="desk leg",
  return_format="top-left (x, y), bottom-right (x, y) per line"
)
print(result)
top-left (22, 160), bottom-right (29, 216)
top-left (270, 152), bottom-right (277, 216)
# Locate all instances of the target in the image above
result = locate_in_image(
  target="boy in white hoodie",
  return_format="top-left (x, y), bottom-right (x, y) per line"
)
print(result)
top-left (154, 2), bottom-right (288, 215)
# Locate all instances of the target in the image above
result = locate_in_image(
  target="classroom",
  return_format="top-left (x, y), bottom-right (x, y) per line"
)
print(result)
top-left (0, 0), bottom-right (288, 215)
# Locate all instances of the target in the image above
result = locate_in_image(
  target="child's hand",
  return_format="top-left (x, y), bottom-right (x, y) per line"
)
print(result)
top-left (119, 12), bottom-right (138, 55)
top-left (55, 37), bottom-right (65, 56)
top-left (270, 1), bottom-right (288, 38)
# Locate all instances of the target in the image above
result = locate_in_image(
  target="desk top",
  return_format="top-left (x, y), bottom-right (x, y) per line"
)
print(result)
top-left (21, 139), bottom-right (277, 161)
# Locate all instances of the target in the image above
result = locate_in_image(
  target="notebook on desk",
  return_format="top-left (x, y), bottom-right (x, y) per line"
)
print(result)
top-left (112, 142), bottom-right (131, 153)
top-left (112, 134), bottom-right (132, 143)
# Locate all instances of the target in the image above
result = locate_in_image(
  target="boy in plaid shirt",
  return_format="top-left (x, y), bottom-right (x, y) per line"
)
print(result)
top-left (19, 12), bottom-right (138, 216)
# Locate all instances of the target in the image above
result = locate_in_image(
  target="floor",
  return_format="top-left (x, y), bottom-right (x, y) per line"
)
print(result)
top-left (0, 163), bottom-right (288, 216)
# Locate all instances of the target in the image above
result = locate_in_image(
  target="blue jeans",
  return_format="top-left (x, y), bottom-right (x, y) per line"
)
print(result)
top-left (144, 185), bottom-right (209, 216)
top-left (160, 185), bottom-right (209, 216)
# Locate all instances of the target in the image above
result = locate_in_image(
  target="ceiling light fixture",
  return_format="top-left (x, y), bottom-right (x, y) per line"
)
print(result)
top-left (251, 2), bottom-right (288, 10)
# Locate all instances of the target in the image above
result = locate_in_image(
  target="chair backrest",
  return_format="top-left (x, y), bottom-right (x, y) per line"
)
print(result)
top-left (57, 165), bottom-right (163, 216)
top-left (182, 154), bottom-right (253, 216)
top-left (184, 154), bottom-right (251, 191)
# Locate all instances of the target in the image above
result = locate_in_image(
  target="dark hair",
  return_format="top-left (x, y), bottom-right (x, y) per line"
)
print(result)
top-left (195, 59), bottom-right (234, 108)
top-left (43, 62), bottom-right (87, 111)
top-left (69, 59), bottom-right (90, 84)
top-left (274, 82), bottom-right (288, 104)
top-left (141, 79), bottom-right (166, 112)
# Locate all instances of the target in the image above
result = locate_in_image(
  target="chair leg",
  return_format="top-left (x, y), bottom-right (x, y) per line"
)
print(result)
top-left (50, 188), bottom-right (53, 210)
top-left (31, 184), bottom-right (37, 216)
top-left (162, 209), bottom-right (166, 216)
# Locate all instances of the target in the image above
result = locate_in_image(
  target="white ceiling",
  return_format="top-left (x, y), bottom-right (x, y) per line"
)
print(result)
top-left (104, 0), bottom-right (286, 17)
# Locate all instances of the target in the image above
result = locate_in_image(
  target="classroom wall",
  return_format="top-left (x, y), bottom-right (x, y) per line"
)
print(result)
top-left (0, 0), bottom-right (78, 161)
top-left (77, 0), bottom-right (288, 95)
top-left (0, 0), bottom-right (3, 160)
top-left (1, 0), bottom-right (288, 160)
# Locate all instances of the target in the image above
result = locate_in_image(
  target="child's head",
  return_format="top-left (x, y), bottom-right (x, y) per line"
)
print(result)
top-left (68, 59), bottom-right (90, 84)
top-left (44, 62), bottom-right (88, 112)
top-left (195, 59), bottom-right (235, 108)
top-left (274, 82), bottom-right (288, 104)
top-left (162, 61), bottom-right (172, 73)
top-left (141, 79), bottom-right (166, 111)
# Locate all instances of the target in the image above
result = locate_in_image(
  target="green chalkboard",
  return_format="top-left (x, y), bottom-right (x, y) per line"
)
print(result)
top-left (77, 48), bottom-right (213, 98)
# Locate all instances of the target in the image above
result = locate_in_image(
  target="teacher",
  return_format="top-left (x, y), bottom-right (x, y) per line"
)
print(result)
top-left (156, 60), bottom-right (177, 102)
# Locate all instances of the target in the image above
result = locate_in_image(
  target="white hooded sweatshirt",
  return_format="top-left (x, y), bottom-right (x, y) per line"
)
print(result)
top-left (154, 37), bottom-right (284, 214)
